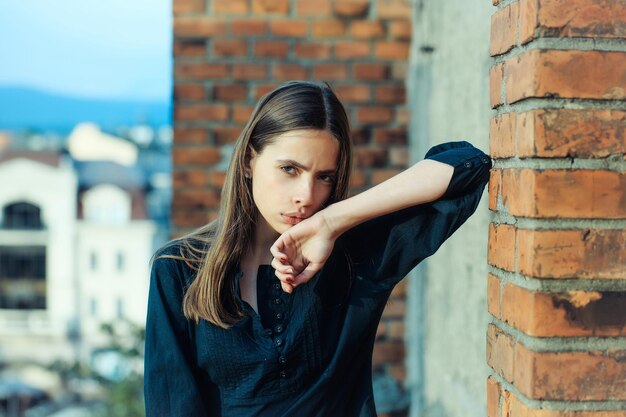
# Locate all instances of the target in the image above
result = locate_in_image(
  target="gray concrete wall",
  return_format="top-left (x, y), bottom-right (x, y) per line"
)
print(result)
top-left (406, 1), bottom-right (493, 416)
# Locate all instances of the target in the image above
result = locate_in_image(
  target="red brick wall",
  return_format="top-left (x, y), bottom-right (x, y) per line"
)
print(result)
top-left (172, 0), bottom-right (412, 413)
top-left (487, 0), bottom-right (626, 415)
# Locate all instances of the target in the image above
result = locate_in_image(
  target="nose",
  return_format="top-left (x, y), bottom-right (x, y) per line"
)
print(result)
top-left (292, 177), bottom-right (315, 207)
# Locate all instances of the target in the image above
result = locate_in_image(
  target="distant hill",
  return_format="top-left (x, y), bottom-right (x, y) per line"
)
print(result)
top-left (0, 86), bottom-right (171, 133)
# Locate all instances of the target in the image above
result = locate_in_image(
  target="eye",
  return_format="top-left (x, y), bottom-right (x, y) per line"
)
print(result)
top-left (318, 174), bottom-right (336, 184)
top-left (280, 165), bottom-right (297, 175)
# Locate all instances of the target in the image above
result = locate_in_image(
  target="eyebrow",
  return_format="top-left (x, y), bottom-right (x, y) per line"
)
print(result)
top-left (275, 159), bottom-right (337, 175)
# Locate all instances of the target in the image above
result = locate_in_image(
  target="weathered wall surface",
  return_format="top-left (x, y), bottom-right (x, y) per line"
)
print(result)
top-left (406, 1), bottom-right (493, 416)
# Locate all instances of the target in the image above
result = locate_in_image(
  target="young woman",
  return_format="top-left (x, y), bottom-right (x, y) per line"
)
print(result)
top-left (144, 81), bottom-right (491, 417)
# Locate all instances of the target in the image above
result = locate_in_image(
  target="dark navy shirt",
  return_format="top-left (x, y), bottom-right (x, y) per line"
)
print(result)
top-left (144, 141), bottom-right (492, 417)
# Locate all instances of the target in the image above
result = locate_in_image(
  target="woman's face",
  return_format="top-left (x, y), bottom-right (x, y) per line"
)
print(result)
top-left (248, 129), bottom-right (339, 237)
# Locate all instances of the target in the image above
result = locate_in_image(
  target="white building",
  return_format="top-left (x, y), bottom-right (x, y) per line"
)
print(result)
top-left (0, 150), bottom-right (156, 366)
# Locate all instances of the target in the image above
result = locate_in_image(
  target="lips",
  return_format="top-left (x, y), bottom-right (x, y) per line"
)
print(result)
top-left (281, 213), bottom-right (306, 225)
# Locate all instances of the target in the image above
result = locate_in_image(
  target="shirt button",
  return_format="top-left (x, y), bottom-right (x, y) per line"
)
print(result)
top-left (274, 338), bottom-right (283, 347)
top-left (278, 356), bottom-right (287, 365)
top-left (275, 325), bottom-right (283, 333)
top-left (274, 298), bottom-right (282, 305)
top-left (482, 157), bottom-right (490, 164)
top-left (464, 161), bottom-right (472, 168)
top-left (273, 283), bottom-right (280, 290)
top-left (279, 371), bottom-right (287, 378)
top-left (275, 313), bottom-right (283, 320)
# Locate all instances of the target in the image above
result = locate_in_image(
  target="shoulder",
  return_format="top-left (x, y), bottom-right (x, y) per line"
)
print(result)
top-left (150, 236), bottom-right (210, 287)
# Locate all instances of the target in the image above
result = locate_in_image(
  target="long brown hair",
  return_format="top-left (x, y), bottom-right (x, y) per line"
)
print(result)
top-left (161, 81), bottom-right (352, 328)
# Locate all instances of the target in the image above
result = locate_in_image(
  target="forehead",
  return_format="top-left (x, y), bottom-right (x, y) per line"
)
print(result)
top-left (263, 129), bottom-right (339, 168)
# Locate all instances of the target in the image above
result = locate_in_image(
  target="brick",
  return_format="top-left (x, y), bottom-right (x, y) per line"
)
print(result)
top-left (376, 41), bottom-right (410, 59)
top-left (490, 113), bottom-right (516, 158)
top-left (381, 298), bottom-right (405, 318)
top-left (213, 84), bottom-right (248, 101)
top-left (213, 0), bottom-right (249, 14)
top-left (174, 63), bottom-right (229, 80)
top-left (386, 320), bottom-right (405, 339)
top-left (372, 341), bottom-right (404, 365)
top-left (488, 223), bottom-right (516, 272)
top-left (174, 17), bottom-right (229, 37)
top-left (273, 64), bottom-right (308, 81)
top-left (232, 64), bottom-right (268, 80)
top-left (252, 0), bottom-right (289, 14)
top-left (502, 284), bottom-right (626, 337)
top-left (396, 107), bottom-right (409, 126)
top-left (354, 148), bottom-right (389, 167)
top-left (295, 42), bottom-right (331, 59)
top-left (518, 229), bottom-right (626, 279)
top-left (390, 279), bottom-right (407, 298)
top-left (174, 84), bottom-right (206, 101)
top-left (313, 64), bottom-right (349, 80)
top-left (354, 63), bottom-right (390, 80)
top-left (232, 19), bottom-right (268, 35)
top-left (373, 169), bottom-right (402, 185)
top-left (505, 50), bottom-right (626, 104)
top-left (518, 109), bottom-right (626, 159)
top-left (213, 39), bottom-right (248, 57)
top-left (334, 0), bottom-right (370, 18)
top-left (377, 0), bottom-right (412, 19)
top-left (489, 62), bottom-right (504, 108)
top-left (351, 21), bottom-right (386, 39)
top-left (373, 128), bottom-right (406, 145)
top-left (270, 20), bottom-right (309, 37)
top-left (232, 105), bottom-right (255, 123)
top-left (349, 169), bottom-right (366, 187)
top-left (173, 40), bottom-right (206, 57)
top-left (389, 20), bottom-right (411, 40)
top-left (486, 377), bottom-right (501, 417)
top-left (173, 0), bottom-right (205, 15)
top-left (505, 390), bottom-right (626, 417)
top-left (213, 127), bottom-right (242, 144)
top-left (173, 127), bottom-right (210, 144)
top-left (208, 171), bottom-right (227, 187)
top-left (515, 343), bottom-right (626, 401)
top-left (487, 273), bottom-right (500, 319)
top-left (357, 107), bottom-right (393, 124)
top-left (520, 0), bottom-right (626, 44)
top-left (388, 364), bottom-right (406, 381)
top-left (254, 83), bottom-right (279, 99)
top-left (172, 209), bottom-right (213, 228)
top-left (173, 169), bottom-right (209, 187)
top-left (312, 20), bottom-right (346, 37)
top-left (173, 147), bottom-right (222, 165)
top-left (501, 169), bottom-right (626, 219)
top-left (391, 62), bottom-right (407, 80)
top-left (389, 148), bottom-right (408, 166)
top-left (486, 324), bottom-right (515, 382)
top-left (488, 169), bottom-right (501, 211)
top-left (335, 85), bottom-right (371, 103)
top-left (375, 84), bottom-right (406, 103)
top-left (297, 0), bottom-right (331, 16)
top-left (254, 41), bottom-right (289, 57)
top-left (172, 189), bottom-right (220, 210)
top-left (334, 41), bottom-right (371, 59)
top-left (350, 128), bottom-right (371, 145)
top-left (175, 103), bottom-right (229, 121)
top-left (490, 2), bottom-right (519, 56)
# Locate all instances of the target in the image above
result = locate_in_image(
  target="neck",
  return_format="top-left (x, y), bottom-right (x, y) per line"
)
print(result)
top-left (250, 218), bottom-right (280, 265)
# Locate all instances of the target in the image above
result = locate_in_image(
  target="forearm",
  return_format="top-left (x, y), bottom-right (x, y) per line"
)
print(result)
top-left (322, 159), bottom-right (454, 238)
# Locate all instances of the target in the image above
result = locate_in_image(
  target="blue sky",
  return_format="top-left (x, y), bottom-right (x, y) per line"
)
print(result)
top-left (0, 0), bottom-right (172, 101)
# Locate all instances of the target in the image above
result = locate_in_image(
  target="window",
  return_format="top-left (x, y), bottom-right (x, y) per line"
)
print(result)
top-left (116, 298), bottom-right (124, 318)
top-left (90, 252), bottom-right (98, 271)
top-left (90, 298), bottom-right (98, 316)
top-left (2, 202), bottom-right (44, 230)
top-left (116, 252), bottom-right (125, 271)
top-left (0, 246), bottom-right (46, 309)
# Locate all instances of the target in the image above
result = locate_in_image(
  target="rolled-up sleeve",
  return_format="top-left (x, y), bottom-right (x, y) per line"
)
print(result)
top-left (339, 141), bottom-right (491, 289)
top-left (144, 251), bottom-right (212, 416)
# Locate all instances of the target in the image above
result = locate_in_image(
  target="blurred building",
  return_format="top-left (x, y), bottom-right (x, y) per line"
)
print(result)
top-left (0, 126), bottom-right (167, 370)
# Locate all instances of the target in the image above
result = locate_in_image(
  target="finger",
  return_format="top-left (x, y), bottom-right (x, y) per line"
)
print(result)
top-left (271, 257), bottom-right (294, 274)
top-left (269, 244), bottom-right (287, 263)
top-left (274, 270), bottom-right (295, 284)
top-left (292, 263), bottom-right (321, 286)
top-left (280, 281), bottom-right (294, 294)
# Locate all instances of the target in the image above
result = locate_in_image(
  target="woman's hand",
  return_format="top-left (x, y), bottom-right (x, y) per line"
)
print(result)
top-left (270, 212), bottom-right (337, 293)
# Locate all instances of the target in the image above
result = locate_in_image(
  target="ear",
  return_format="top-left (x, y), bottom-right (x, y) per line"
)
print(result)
top-left (244, 145), bottom-right (257, 174)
